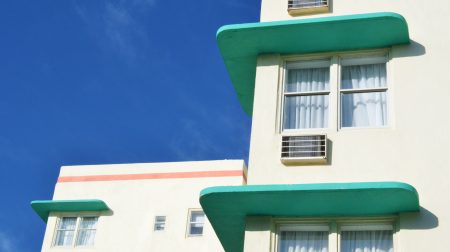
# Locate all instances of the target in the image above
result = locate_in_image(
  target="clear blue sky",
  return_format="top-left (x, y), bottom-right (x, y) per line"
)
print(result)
top-left (0, 0), bottom-right (259, 250)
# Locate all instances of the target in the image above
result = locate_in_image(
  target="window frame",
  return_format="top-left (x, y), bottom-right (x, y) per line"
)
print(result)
top-left (51, 214), bottom-right (99, 248)
top-left (186, 209), bottom-right (205, 237)
top-left (282, 59), bottom-right (332, 132)
top-left (154, 215), bottom-right (167, 232)
top-left (278, 49), bottom-right (392, 135)
top-left (273, 217), bottom-right (398, 252)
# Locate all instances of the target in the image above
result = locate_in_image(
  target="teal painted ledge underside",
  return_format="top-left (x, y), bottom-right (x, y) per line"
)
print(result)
top-left (217, 12), bottom-right (410, 115)
top-left (31, 199), bottom-right (110, 222)
top-left (200, 182), bottom-right (419, 252)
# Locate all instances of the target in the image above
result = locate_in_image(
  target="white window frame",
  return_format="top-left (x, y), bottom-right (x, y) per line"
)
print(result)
top-left (338, 55), bottom-right (390, 130)
top-left (186, 209), bottom-right (205, 237)
top-left (273, 218), bottom-right (397, 252)
top-left (52, 215), bottom-right (99, 248)
top-left (154, 215), bottom-right (166, 231)
top-left (281, 58), bottom-right (333, 133)
top-left (279, 50), bottom-right (391, 135)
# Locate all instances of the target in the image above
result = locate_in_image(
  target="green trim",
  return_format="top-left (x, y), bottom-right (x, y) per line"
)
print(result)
top-left (200, 182), bottom-right (419, 252)
top-left (31, 199), bottom-right (110, 223)
top-left (217, 12), bottom-right (410, 115)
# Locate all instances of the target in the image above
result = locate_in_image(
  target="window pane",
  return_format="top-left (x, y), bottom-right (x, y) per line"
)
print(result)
top-left (189, 223), bottom-right (204, 235)
top-left (286, 68), bottom-right (329, 93)
top-left (341, 230), bottom-right (393, 252)
top-left (278, 231), bottom-right (328, 252)
top-left (76, 230), bottom-right (96, 246)
top-left (58, 217), bottom-right (77, 230)
top-left (341, 92), bottom-right (387, 127)
top-left (54, 230), bottom-right (75, 246)
top-left (75, 217), bottom-right (97, 246)
top-left (154, 216), bottom-right (166, 231)
top-left (190, 211), bottom-right (205, 223)
top-left (341, 63), bottom-right (386, 89)
top-left (284, 95), bottom-right (329, 129)
top-left (79, 217), bottom-right (98, 229)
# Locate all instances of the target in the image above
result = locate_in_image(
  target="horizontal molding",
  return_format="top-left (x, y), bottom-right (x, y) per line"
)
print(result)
top-left (58, 170), bottom-right (244, 183)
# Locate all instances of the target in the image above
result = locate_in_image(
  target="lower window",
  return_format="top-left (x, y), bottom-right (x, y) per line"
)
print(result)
top-left (340, 224), bottom-right (393, 252)
top-left (278, 225), bottom-right (329, 252)
top-left (277, 223), bottom-right (393, 252)
top-left (53, 216), bottom-right (98, 247)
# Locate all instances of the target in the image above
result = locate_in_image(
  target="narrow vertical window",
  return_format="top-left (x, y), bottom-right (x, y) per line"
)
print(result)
top-left (54, 217), bottom-right (77, 246)
top-left (278, 225), bottom-right (329, 252)
top-left (283, 60), bottom-right (330, 130)
top-left (340, 59), bottom-right (388, 128)
top-left (75, 217), bottom-right (98, 246)
top-left (154, 216), bottom-right (166, 231)
top-left (188, 210), bottom-right (205, 236)
top-left (340, 225), bottom-right (393, 252)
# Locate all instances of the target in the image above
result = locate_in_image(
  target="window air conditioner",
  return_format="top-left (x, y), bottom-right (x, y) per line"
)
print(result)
top-left (287, 0), bottom-right (329, 15)
top-left (281, 134), bottom-right (327, 164)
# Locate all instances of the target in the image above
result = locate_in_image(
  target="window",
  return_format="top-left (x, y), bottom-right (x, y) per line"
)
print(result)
top-left (154, 216), bottom-right (166, 231)
top-left (281, 53), bottom-right (389, 132)
top-left (276, 222), bottom-right (394, 252)
top-left (53, 216), bottom-right (98, 247)
top-left (283, 60), bottom-right (330, 130)
top-left (340, 57), bottom-right (388, 128)
top-left (340, 224), bottom-right (393, 252)
top-left (187, 210), bottom-right (205, 236)
top-left (278, 225), bottom-right (329, 252)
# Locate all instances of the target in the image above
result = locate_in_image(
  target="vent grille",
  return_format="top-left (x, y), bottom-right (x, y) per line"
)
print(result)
top-left (288, 0), bottom-right (328, 9)
top-left (281, 135), bottom-right (326, 159)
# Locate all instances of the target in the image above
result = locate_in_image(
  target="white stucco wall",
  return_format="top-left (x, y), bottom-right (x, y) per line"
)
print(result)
top-left (40, 160), bottom-right (246, 252)
top-left (245, 0), bottom-right (450, 251)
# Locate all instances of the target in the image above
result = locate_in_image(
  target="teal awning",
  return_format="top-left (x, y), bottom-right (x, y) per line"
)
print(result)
top-left (200, 182), bottom-right (419, 252)
top-left (31, 199), bottom-right (110, 222)
top-left (217, 12), bottom-right (410, 115)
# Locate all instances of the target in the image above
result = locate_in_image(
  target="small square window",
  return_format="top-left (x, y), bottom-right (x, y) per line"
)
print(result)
top-left (187, 210), bottom-right (205, 236)
top-left (154, 216), bottom-right (166, 231)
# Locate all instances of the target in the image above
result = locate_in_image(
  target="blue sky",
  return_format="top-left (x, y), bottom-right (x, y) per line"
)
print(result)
top-left (0, 0), bottom-right (259, 250)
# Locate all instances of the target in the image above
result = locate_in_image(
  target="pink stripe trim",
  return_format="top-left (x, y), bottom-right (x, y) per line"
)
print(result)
top-left (58, 170), bottom-right (244, 183)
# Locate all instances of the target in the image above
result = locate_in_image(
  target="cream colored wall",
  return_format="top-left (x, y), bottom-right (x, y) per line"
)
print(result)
top-left (40, 160), bottom-right (246, 252)
top-left (246, 0), bottom-right (450, 251)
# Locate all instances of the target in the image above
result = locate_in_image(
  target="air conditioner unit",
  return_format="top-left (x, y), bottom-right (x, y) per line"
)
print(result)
top-left (287, 0), bottom-right (329, 15)
top-left (281, 134), bottom-right (327, 164)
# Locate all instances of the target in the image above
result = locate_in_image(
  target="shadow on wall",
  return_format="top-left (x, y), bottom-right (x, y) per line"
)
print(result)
top-left (393, 40), bottom-right (426, 58)
top-left (400, 207), bottom-right (438, 230)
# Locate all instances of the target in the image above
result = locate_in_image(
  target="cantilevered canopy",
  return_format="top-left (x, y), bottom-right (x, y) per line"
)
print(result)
top-left (31, 199), bottom-right (110, 222)
top-left (200, 182), bottom-right (419, 252)
top-left (217, 12), bottom-right (410, 115)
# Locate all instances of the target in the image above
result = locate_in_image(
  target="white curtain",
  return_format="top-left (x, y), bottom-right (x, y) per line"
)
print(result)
top-left (55, 217), bottom-right (77, 246)
top-left (76, 217), bottom-right (98, 246)
top-left (341, 230), bottom-right (393, 252)
top-left (341, 63), bottom-right (387, 127)
top-left (279, 231), bottom-right (328, 252)
top-left (284, 68), bottom-right (329, 129)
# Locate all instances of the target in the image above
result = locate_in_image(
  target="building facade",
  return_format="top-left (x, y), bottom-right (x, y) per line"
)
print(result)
top-left (200, 0), bottom-right (450, 252)
top-left (33, 1), bottom-right (450, 252)
top-left (32, 160), bottom-right (246, 252)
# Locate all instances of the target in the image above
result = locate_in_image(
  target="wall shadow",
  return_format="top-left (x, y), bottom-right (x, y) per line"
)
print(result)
top-left (400, 207), bottom-right (438, 230)
top-left (393, 40), bottom-right (426, 58)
